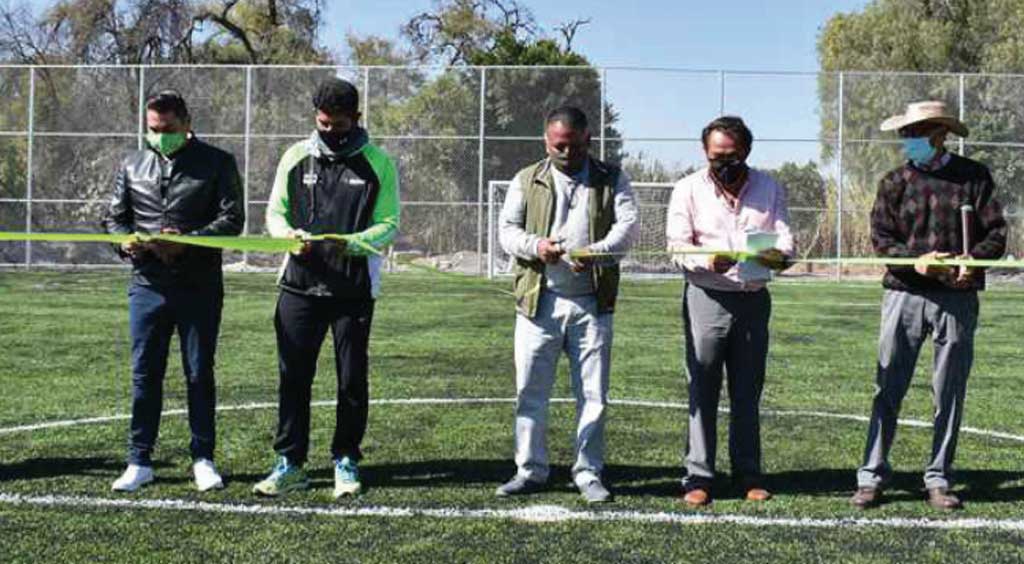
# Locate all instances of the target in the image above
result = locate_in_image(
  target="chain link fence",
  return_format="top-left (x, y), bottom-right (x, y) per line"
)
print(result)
top-left (0, 65), bottom-right (1021, 276)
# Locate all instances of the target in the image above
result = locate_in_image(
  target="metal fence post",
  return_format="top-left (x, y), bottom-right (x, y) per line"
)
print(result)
top-left (836, 71), bottom-right (845, 281)
top-left (958, 73), bottom-right (966, 156)
top-left (24, 67), bottom-right (35, 267)
top-left (242, 65), bottom-right (253, 267)
top-left (137, 66), bottom-right (145, 150)
top-left (362, 66), bottom-right (370, 131)
top-left (477, 67), bottom-right (487, 275)
top-left (487, 181), bottom-right (496, 279)
top-left (600, 68), bottom-right (607, 161)
top-left (363, 67), bottom-right (389, 272)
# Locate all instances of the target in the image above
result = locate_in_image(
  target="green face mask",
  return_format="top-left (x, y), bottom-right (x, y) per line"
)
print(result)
top-left (146, 132), bottom-right (188, 156)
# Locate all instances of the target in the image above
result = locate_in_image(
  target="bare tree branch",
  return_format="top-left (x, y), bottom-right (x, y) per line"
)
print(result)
top-left (0, 0), bottom-right (328, 65)
top-left (193, 0), bottom-right (259, 63)
top-left (0, 2), bottom-right (55, 63)
top-left (268, 0), bottom-right (279, 27)
top-left (402, 0), bottom-right (537, 64)
top-left (555, 17), bottom-right (589, 53)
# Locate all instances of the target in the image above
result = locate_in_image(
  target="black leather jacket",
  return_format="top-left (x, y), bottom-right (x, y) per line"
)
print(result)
top-left (103, 137), bottom-right (245, 286)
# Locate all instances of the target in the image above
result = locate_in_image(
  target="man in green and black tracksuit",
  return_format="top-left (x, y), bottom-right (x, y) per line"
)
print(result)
top-left (253, 78), bottom-right (399, 499)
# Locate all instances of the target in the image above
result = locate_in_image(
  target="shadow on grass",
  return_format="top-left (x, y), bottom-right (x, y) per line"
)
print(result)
top-left (880, 469), bottom-right (1024, 504)
top-left (228, 460), bottom-right (684, 495)
top-left (363, 461), bottom-right (1023, 504)
top-left (128, 459), bottom-right (1023, 505)
top-left (0, 457), bottom-right (174, 482)
top-left (362, 461), bottom-right (696, 496)
top-left (763, 467), bottom-right (1024, 504)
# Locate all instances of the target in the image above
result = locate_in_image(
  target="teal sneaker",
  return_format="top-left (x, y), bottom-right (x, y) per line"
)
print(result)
top-left (334, 456), bottom-right (362, 498)
top-left (252, 456), bottom-right (310, 497)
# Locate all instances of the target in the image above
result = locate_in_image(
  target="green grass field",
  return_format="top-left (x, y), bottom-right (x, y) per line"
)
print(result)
top-left (1, 270), bottom-right (1023, 563)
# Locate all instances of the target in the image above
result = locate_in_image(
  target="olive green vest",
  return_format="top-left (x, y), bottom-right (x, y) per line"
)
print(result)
top-left (511, 157), bottom-right (621, 318)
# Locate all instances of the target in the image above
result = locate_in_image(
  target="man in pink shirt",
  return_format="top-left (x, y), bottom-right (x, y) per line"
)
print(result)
top-left (665, 116), bottom-right (794, 507)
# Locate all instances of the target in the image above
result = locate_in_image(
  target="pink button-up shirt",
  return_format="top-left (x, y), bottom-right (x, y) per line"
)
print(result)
top-left (666, 167), bottom-right (794, 292)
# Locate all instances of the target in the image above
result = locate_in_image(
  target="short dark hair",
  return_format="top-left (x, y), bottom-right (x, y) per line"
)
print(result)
top-left (145, 90), bottom-right (189, 121)
top-left (701, 116), bottom-right (753, 152)
top-left (313, 77), bottom-right (359, 115)
top-left (545, 106), bottom-right (589, 132)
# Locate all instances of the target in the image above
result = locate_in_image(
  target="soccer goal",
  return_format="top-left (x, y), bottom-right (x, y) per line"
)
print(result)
top-left (486, 180), bottom-right (676, 279)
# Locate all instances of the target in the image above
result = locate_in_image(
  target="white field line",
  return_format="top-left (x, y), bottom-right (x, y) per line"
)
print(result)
top-left (1, 397), bottom-right (1023, 444)
top-left (1, 493), bottom-right (1024, 531)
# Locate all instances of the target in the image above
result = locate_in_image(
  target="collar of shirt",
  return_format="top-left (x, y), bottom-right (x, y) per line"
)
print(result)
top-left (914, 150), bottom-right (952, 172)
top-left (705, 167), bottom-right (748, 212)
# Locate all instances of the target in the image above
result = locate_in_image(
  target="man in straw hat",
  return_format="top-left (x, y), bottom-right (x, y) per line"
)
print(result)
top-left (851, 101), bottom-right (1007, 511)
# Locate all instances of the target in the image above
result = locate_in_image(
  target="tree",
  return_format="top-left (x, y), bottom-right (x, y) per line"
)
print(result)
top-left (0, 0), bottom-right (333, 263)
top-left (767, 161), bottom-right (832, 261)
top-left (401, 0), bottom-right (537, 66)
top-left (346, 0), bottom-right (619, 258)
top-left (0, 0), bottom-right (328, 65)
top-left (817, 0), bottom-right (1024, 256)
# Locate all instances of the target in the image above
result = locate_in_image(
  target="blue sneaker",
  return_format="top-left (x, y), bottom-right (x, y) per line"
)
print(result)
top-left (253, 456), bottom-right (310, 497)
top-left (334, 456), bottom-right (362, 498)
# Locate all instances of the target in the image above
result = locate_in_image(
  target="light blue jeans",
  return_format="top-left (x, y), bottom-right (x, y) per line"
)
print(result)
top-left (512, 290), bottom-right (613, 487)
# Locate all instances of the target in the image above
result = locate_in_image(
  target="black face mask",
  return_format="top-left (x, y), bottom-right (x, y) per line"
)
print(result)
top-left (318, 129), bottom-right (350, 152)
top-left (709, 157), bottom-right (748, 186)
top-left (548, 149), bottom-right (587, 176)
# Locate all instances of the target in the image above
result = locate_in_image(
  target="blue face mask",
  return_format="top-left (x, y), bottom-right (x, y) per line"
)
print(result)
top-left (902, 136), bottom-right (937, 166)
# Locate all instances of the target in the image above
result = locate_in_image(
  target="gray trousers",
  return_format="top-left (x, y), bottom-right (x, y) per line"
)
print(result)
top-left (857, 289), bottom-right (979, 490)
top-left (682, 283), bottom-right (771, 487)
top-left (513, 290), bottom-right (612, 487)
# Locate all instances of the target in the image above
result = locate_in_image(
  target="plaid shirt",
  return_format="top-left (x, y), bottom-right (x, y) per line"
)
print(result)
top-left (870, 153), bottom-right (1007, 291)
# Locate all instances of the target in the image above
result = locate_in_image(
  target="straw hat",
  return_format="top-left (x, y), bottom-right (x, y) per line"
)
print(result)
top-left (879, 100), bottom-right (968, 137)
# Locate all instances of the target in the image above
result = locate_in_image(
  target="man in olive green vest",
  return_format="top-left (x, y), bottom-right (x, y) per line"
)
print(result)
top-left (495, 106), bottom-right (638, 503)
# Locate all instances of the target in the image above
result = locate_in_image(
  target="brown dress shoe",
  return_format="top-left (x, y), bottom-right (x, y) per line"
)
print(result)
top-left (683, 487), bottom-right (711, 507)
top-left (850, 487), bottom-right (882, 509)
top-left (926, 488), bottom-right (963, 510)
top-left (745, 487), bottom-right (772, 502)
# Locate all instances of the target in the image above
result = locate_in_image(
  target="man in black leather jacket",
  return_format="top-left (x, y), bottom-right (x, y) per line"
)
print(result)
top-left (103, 90), bottom-right (244, 493)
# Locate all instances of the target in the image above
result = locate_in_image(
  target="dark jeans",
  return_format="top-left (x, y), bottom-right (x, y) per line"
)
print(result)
top-left (273, 290), bottom-right (375, 465)
top-left (127, 280), bottom-right (223, 466)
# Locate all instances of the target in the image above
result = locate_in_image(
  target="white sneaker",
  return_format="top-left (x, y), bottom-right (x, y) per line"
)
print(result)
top-left (333, 457), bottom-right (362, 498)
top-left (111, 464), bottom-right (154, 492)
top-left (192, 458), bottom-right (224, 492)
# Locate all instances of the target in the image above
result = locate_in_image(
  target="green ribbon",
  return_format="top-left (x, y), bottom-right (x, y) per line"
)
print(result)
top-left (797, 257), bottom-right (1024, 268)
top-left (569, 248), bottom-right (1024, 269)
top-left (2, 232), bottom-right (1022, 269)
top-left (0, 232), bottom-right (381, 256)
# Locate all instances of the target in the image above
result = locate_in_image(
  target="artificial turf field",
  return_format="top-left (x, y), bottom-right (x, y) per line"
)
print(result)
top-left (0, 270), bottom-right (1022, 563)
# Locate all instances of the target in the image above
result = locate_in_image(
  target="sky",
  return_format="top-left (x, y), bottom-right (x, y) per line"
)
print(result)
top-left (22, 0), bottom-right (874, 169)
top-left (20, 0), bottom-right (870, 71)
top-left (322, 0), bottom-right (869, 72)
top-left (320, 0), bottom-right (872, 170)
